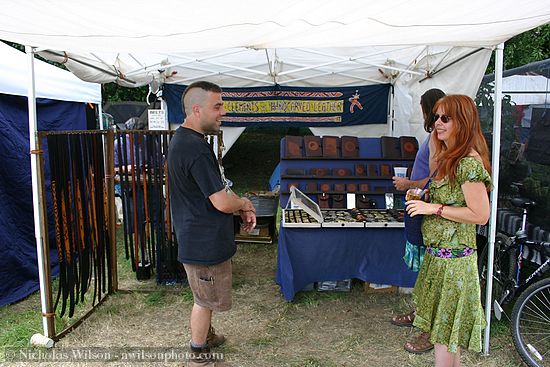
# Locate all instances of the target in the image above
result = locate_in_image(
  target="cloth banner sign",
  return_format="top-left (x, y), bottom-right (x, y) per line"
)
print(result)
top-left (164, 84), bottom-right (389, 127)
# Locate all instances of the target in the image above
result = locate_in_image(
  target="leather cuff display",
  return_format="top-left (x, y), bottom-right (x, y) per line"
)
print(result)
top-left (322, 136), bottom-right (340, 158)
top-left (399, 136), bottom-right (419, 159)
top-left (341, 136), bottom-right (359, 158)
top-left (285, 136), bottom-right (303, 158)
top-left (304, 136), bottom-right (323, 157)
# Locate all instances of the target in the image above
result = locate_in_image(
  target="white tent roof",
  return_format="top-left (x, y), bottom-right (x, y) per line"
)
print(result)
top-left (1, 0), bottom-right (548, 141)
top-left (501, 74), bottom-right (550, 105)
top-left (1, 0), bottom-right (548, 52)
top-left (0, 42), bottom-right (101, 104)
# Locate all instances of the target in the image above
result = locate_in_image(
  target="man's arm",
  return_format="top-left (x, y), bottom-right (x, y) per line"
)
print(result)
top-left (209, 189), bottom-right (257, 232)
top-left (209, 189), bottom-right (256, 214)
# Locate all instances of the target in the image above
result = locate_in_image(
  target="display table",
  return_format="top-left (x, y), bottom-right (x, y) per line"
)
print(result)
top-left (276, 225), bottom-right (418, 301)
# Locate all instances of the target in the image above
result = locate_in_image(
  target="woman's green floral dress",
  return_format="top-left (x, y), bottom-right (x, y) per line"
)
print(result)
top-left (412, 157), bottom-right (492, 353)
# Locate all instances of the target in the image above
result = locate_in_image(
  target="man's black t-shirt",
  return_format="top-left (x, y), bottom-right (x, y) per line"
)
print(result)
top-left (167, 127), bottom-right (235, 265)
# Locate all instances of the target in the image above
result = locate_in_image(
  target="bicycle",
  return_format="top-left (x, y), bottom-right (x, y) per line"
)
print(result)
top-left (478, 196), bottom-right (550, 367)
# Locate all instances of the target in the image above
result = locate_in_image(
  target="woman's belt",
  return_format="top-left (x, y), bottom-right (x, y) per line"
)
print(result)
top-left (426, 245), bottom-right (476, 259)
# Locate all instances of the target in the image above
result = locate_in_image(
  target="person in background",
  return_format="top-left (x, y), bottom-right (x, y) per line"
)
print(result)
top-left (167, 81), bottom-right (256, 367)
top-left (390, 88), bottom-right (446, 354)
top-left (405, 95), bottom-right (491, 366)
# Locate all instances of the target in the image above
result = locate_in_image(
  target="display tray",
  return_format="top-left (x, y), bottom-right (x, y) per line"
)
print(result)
top-left (283, 186), bottom-right (404, 228)
top-left (282, 208), bottom-right (405, 228)
top-left (283, 209), bottom-right (322, 228)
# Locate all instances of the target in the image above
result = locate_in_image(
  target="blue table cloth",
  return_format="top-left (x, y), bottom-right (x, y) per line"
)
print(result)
top-left (276, 225), bottom-right (418, 300)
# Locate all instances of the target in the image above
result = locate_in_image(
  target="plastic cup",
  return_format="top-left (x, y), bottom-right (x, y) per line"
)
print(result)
top-left (30, 333), bottom-right (54, 348)
top-left (394, 167), bottom-right (408, 178)
top-left (406, 188), bottom-right (424, 201)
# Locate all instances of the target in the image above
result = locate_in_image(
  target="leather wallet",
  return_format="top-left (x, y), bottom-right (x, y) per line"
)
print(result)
top-left (285, 168), bottom-right (305, 175)
top-left (318, 193), bottom-right (330, 208)
top-left (359, 183), bottom-right (370, 192)
top-left (319, 183), bottom-right (331, 192)
top-left (380, 136), bottom-right (401, 159)
top-left (356, 194), bottom-right (376, 209)
top-left (380, 164), bottom-right (391, 177)
top-left (304, 136), bottom-right (323, 157)
top-left (310, 168), bottom-right (331, 176)
top-left (354, 164), bottom-right (366, 176)
top-left (341, 136), bottom-right (359, 158)
top-left (333, 168), bottom-right (352, 177)
top-left (332, 194), bottom-right (346, 208)
top-left (285, 136), bottom-right (303, 158)
top-left (306, 182), bottom-right (318, 192)
top-left (334, 183), bottom-right (346, 192)
top-left (367, 164), bottom-right (378, 177)
top-left (346, 183), bottom-right (357, 192)
top-left (322, 136), bottom-right (340, 158)
top-left (399, 136), bottom-right (419, 159)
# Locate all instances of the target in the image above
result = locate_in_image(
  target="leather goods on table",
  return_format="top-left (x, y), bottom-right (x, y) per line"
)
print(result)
top-left (334, 183), bottom-right (346, 192)
top-left (304, 136), bottom-right (323, 157)
top-left (322, 136), bottom-right (340, 158)
top-left (306, 182), bottom-right (318, 192)
top-left (367, 164), bottom-right (379, 177)
top-left (354, 164), bottom-right (366, 176)
top-left (380, 164), bottom-right (391, 177)
top-left (334, 168), bottom-right (352, 177)
top-left (319, 183), bottom-right (332, 192)
top-left (341, 136), bottom-right (359, 158)
top-left (380, 136), bottom-right (401, 159)
top-left (399, 136), bottom-right (419, 159)
top-left (346, 183), bottom-right (357, 192)
top-left (318, 193), bottom-right (330, 208)
top-left (332, 194), bottom-right (346, 208)
top-left (359, 183), bottom-right (370, 192)
top-left (356, 194), bottom-right (377, 209)
top-left (285, 136), bottom-right (303, 158)
top-left (310, 167), bottom-right (331, 177)
top-left (285, 168), bottom-right (306, 176)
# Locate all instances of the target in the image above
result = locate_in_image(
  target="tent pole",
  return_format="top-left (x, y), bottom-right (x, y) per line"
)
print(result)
top-left (387, 84), bottom-right (394, 136)
top-left (26, 46), bottom-right (55, 341)
top-left (483, 42), bottom-right (504, 356)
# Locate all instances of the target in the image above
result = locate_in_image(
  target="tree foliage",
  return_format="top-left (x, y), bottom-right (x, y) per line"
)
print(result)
top-left (486, 24), bottom-right (550, 74)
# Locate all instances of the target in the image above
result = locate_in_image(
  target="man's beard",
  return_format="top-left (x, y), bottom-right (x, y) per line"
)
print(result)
top-left (202, 120), bottom-right (220, 134)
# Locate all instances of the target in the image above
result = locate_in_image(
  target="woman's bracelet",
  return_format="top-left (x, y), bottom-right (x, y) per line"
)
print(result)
top-left (436, 204), bottom-right (446, 217)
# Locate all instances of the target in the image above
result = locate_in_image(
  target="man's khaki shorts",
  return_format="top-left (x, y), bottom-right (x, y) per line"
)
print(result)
top-left (183, 259), bottom-right (232, 312)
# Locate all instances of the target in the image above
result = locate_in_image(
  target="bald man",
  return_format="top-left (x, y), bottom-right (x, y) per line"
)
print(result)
top-left (167, 81), bottom-right (256, 367)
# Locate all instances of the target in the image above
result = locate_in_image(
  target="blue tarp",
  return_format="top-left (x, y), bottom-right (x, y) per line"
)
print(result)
top-left (0, 93), bottom-right (86, 307)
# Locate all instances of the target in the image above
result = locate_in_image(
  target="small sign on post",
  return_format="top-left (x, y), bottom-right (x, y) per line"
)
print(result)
top-left (148, 109), bottom-right (168, 130)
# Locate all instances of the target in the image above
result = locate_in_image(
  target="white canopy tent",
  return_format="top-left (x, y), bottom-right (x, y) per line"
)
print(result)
top-left (0, 41), bottom-right (101, 103)
top-left (1, 0), bottom-right (549, 353)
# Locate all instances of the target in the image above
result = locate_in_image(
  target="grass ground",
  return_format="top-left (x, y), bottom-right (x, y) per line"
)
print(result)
top-left (0, 127), bottom-right (526, 366)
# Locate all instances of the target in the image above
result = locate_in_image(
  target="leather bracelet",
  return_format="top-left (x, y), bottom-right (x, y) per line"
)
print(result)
top-left (436, 204), bottom-right (446, 217)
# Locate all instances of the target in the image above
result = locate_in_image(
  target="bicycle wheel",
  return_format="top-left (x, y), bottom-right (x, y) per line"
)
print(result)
top-left (478, 233), bottom-right (516, 308)
top-left (511, 277), bottom-right (550, 367)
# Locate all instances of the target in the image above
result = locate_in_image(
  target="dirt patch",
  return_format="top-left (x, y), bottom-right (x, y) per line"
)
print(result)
top-left (6, 243), bottom-right (524, 367)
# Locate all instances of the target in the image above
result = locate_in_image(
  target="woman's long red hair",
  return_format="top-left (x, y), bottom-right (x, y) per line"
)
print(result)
top-left (432, 95), bottom-right (491, 183)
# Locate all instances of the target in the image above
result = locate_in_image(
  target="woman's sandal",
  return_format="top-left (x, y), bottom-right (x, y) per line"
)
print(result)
top-left (404, 332), bottom-right (434, 354)
top-left (390, 310), bottom-right (415, 327)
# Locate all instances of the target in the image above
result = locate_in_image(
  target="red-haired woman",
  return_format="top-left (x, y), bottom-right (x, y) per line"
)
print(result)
top-left (405, 95), bottom-right (492, 367)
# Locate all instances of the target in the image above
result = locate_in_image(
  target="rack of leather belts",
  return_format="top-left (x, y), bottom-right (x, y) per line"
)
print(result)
top-left (114, 130), bottom-right (186, 284)
top-left (38, 130), bottom-right (117, 330)
top-left (37, 129), bottom-right (222, 337)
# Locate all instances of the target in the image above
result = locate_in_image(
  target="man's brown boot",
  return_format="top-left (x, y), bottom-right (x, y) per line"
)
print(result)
top-left (189, 344), bottom-right (231, 367)
top-left (206, 326), bottom-right (226, 348)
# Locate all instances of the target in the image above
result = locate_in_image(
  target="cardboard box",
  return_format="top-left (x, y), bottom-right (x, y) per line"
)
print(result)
top-left (364, 282), bottom-right (397, 294)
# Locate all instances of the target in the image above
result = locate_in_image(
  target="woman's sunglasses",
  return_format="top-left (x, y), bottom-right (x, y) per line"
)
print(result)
top-left (433, 114), bottom-right (452, 123)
